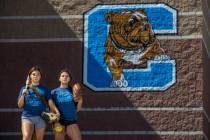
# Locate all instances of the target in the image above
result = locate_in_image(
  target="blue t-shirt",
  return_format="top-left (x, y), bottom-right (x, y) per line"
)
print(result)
top-left (51, 87), bottom-right (77, 121)
top-left (17, 85), bottom-right (51, 117)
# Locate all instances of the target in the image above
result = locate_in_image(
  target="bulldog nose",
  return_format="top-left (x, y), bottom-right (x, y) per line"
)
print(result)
top-left (142, 39), bottom-right (149, 44)
top-left (131, 37), bottom-right (139, 43)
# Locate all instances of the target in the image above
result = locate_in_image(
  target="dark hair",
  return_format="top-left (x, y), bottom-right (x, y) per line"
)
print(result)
top-left (59, 68), bottom-right (72, 79)
top-left (59, 68), bottom-right (72, 88)
top-left (58, 68), bottom-right (72, 91)
top-left (28, 66), bottom-right (42, 77)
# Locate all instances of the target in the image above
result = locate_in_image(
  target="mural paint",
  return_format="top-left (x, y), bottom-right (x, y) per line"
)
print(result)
top-left (83, 4), bottom-right (177, 91)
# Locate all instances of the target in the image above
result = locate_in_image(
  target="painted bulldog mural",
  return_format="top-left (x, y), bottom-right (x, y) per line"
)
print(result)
top-left (83, 4), bottom-right (177, 91)
top-left (104, 10), bottom-right (166, 87)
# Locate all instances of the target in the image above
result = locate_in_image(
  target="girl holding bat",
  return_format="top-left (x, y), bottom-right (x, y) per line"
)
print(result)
top-left (17, 66), bottom-right (60, 140)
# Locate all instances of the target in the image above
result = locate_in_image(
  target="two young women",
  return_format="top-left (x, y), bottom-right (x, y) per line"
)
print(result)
top-left (17, 66), bottom-right (82, 140)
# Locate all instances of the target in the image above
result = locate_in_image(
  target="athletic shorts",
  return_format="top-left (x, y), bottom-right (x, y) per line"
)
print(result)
top-left (22, 116), bottom-right (46, 128)
top-left (59, 119), bottom-right (77, 127)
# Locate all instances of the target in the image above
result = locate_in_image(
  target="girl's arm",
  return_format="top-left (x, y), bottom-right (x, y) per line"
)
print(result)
top-left (76, 98), bottom-right (83, 112)
top-left (48, 99), bottom-right (60, 119)
top-left (17, 89), bottom-right (27, 108)
top-left (18, 77), bottom-right (30, 108)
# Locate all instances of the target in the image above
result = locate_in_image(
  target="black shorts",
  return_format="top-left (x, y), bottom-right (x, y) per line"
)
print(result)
top-left (59, 119), bottom-right (77, 127)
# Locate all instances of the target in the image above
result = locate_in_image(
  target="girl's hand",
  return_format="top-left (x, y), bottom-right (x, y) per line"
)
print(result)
top-left (56, 113), bottom-right (60, 121)
top-left (22, 88), bottom-right (28, 96)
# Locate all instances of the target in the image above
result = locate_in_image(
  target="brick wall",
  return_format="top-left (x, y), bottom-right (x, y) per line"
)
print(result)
top-left (0, 0), bottom-right (206, 140)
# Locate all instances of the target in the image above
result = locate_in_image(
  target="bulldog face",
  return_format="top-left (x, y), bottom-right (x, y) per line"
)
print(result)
top-left (106, 10), bottom-right (155, 50)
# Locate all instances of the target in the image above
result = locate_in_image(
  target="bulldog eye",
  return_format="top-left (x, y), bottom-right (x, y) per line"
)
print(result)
top-left (128, 17), bottom-right (138, 26)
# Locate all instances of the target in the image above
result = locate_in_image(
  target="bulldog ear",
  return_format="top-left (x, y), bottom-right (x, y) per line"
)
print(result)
top-left (138, 9), bottom-right (146, 15)
top-left (105, 13), bottom-right (113, 23)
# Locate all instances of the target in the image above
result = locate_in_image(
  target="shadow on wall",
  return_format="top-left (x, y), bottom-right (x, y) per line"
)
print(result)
top-left (0, 0), bottom-right (161, 140)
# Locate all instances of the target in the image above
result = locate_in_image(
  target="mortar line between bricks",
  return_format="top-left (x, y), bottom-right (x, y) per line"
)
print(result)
top-left (0, 35), bottom-right (203, 43)
top-left (0, 11), bottom-right (203, 20)
top-left (0, 107), bottom-right (203, 112)
top-left (82, 107), bottom-right (204, 111)
top-left (0, 131), bottom-right (204, 136)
